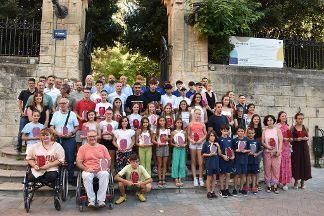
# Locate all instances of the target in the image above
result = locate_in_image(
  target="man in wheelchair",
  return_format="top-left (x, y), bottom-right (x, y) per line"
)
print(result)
top-left (114, 153), bottom-right (153, 204)
top-left (76, 130), bottom-right (111, 208)
top-left (25, 128), bottom-right (66, 211)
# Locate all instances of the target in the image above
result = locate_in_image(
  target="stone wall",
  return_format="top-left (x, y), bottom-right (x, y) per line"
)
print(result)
top-left (0, 58), bottom-right (38, 148)
top-left (204, 64), bottom-right (324, 158)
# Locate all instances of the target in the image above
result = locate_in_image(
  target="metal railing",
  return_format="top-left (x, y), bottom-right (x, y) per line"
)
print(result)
top-left (0, 18), bottom-right (40, 57)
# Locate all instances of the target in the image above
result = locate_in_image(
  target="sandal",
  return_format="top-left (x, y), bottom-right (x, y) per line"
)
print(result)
top-left (175, 179), bottom-right (180, 187)
top-left (162, 179), bottom-right (167, 187)
top-left (179, 179), bottom-right (184, 187)
top-left (158, 180), bottom-right (163, 188)
top-left (294, 182), bottom-right (298, 190)
top-left (301, 181), bottom-right (305, 189)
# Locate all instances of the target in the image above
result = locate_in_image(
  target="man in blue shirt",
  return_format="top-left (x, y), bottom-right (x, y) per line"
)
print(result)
top-left (186, 81), bottom-right (196, 98)
top-left (172, 80), bottom-right (183, 97)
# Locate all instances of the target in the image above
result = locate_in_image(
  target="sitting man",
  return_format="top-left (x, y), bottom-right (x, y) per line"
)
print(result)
top-left (76, 130), bottom-right (111, 208)
top-left (114, 153), bottom-right (153, 204)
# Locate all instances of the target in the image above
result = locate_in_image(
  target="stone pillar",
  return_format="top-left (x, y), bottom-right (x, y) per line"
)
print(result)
top-left (37, 0), bottom-right (89, 80)
top-left (163, 0), bottom-right (208, 84)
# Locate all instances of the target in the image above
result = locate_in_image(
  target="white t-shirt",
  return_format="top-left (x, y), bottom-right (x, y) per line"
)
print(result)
top-left (138, 130), bottom-right (152, 145)
top-left (148, 114), bottom-right (158, 133)
top-left (95, 102), bottom-right (113, 118)
top-left (175, 96), bottom-right (191, 108)
top-left (128, 113), bottom-right (142, 130)
top-left (157, 128), bottom-right (171, 145)
top-left (161, 94), bottom-right (177, 109)
top-left (50, 110), bottom-right (79, 134)
top-left (99, 120), bottom-right (118, 140)
top-left (26, 142), bottom-right (65, 178)
top-left (113, 129), bottom-right (135, 152)
top-left (90, 92), bottom-right (102, 104)
top-left (44, 87), bottom-right (60, 105)
top-left (21, 122), bottom-right (44, 147)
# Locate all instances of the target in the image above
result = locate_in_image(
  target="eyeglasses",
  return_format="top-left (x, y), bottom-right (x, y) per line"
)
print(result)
top-left (88, 135), bottom-right (97, 138)
top-left (59, 102), bottom-right (67, 105)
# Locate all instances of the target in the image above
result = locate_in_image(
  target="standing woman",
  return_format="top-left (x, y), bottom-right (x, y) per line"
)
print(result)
top-left (291, 113), bottom-right (311, 189)
top-left (26, 91), bottom-right (50, 127)
top-left (277, 111), bottom-right (292, 191)
top-left (221, 95), bottom-right (234, 136)
top-left (261, 115), bottom-right (283, 194)
top-left (189, 93), bottom-right (208, 124)
top-left (204, 83), bottom-right (217, 119)
top-left (243, 103), bottom-right (255, 127)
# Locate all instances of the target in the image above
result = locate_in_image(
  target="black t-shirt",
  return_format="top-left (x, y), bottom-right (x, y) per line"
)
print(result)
top-left (143, 90), bottom-right (161, 104)
top-left (207, 114), bottom-right (229, 137)
top-left (26, 105), bottom-right (49, 125)
top-left (18, 89), bottom-right (36, 111)
top-left (125, 94), bottom-right (148, 114)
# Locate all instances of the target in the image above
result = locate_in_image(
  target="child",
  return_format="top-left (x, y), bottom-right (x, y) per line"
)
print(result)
top-left (201, 130), bottom-right (221, 199)
top-left (176, 100), bottom-right (190, 130)
top-left (112, 98), bottom-right (125, 123)
top-left (187, 109), bottom-right (207, 187)
top-left (153, 116), bottom-right (170, 188)
top-left (234, 107), bottom-right (246, 136)
top-left (232, 125), bottom-right (250, 196)
top-left (95, 90), bottom-right (112, 122)
top-left (146, 102), bottom-right (158, 133)
top-left (80, 110), bottom-right (99, 145)
top-left (21, 110), bottom-right (44, 153)
top-left (163, 104), bottom-right (174, 130)
top-left (170, 118), bottom-right (187, 187)
top-left (136, 117), bottom-right (153, 175)
top-left (218, 124), bottom-right (235, 197)
top-left (113, 116), bottom-right (136, 172)
top-left (99, 108), bottom-right (118, 173)
top-left (246, 128), bottom-right (263, 195)
top-left (128, 103), bottom-right (142, 130)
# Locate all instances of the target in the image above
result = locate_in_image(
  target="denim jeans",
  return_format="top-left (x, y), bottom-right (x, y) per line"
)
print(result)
top-left (17, 116), bottom-right (29, 152)
top-left (59, 137), bottom-right (76, 182)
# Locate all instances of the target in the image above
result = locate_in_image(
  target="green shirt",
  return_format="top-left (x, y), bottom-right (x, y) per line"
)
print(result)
top-left (26, 93), bottom-right (53, 110)
top-left (118, 164), bottom-right (151, 181)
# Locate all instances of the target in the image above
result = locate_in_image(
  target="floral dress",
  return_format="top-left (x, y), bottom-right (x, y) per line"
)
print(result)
top-left (278, 123), bottom-right (292, 185)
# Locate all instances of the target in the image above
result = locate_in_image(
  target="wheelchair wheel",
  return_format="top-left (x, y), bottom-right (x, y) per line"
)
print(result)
top-left (107, 174), bottom-right (114, 210)
top-left (54, 196), bottom-right (61, 211)
top-left (60, 168), bottom-right (69, 201)
top-left (23, 176), bottom-right (31, 213)
top-left (75, 172), bottom-right (82, 204)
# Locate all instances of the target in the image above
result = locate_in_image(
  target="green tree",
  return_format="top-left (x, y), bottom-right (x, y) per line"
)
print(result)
top-left (252, 0), bottom-right (324, 41)
top-left (92, 45), bottom-right (159, 84)
top-left (0, 0), bottom-right (42, 21)
top-left (194, 0), bottom-right (263, 63)
top-left (123, 0), bottom-right (167, 62)
top-left (86, 0), bottom-right (123, 48)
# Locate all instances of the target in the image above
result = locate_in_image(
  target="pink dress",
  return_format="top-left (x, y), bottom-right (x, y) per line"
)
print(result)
top-left (278, 123), bottom-right (292, 185)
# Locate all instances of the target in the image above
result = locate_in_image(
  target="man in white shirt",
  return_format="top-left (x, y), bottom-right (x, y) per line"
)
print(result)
top-left (44, 75), bottom-right (61, 107)
top-left (160, 83), bottom-right (177, 110)
top-left (120, 75), bottom-right (133, 98)
top-left (108, 82), bottom-right (127, 107)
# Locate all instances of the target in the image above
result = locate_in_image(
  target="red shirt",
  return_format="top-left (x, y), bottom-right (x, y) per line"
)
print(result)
top-left (75, 99), bottom-right (96, 129)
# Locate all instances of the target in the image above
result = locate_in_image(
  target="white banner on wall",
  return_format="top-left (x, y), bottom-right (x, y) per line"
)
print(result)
top-left (229, 36), bottom-right (284, 68)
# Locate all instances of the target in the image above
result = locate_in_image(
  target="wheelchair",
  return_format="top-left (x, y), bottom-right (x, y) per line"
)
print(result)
top-left (22, 164), bottom-right (69, 213)
top-left (75, 170), bottom-right (115, 211)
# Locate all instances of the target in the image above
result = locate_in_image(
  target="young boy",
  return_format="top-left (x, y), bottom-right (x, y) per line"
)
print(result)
top-left (246, 128), bottom-right (263, 195)
top-left (232, 125), bottom-right (250, 196)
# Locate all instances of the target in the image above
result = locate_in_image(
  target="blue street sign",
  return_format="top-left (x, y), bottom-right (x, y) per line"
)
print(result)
top-left (53, 30), bottom-right (67, 39)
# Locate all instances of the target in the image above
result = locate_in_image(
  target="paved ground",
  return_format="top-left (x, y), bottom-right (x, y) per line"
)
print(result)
top-left (1, 168), bottom-right (324, 216)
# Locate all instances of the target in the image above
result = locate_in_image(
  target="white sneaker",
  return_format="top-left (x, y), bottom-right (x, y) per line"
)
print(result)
top-left (194, 178), bottom-right (199, 187)
top-left (199, 178), bottom-right (204, 187)
top-left (88, 201), bottom-right (95, 208)
top-left (282, 185), bottom-right (288, 191)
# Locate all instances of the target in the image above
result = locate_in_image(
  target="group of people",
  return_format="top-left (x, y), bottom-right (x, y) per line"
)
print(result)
top-left (18, 74), bottom-right (312, 207)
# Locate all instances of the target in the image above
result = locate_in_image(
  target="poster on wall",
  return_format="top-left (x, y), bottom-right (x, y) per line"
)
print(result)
top-left (229, 36), bottom-right (284, 68)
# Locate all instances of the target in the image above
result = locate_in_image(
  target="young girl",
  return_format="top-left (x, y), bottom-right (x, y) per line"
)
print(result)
top-left (170, 118), bottom-right (187, 187)
top-left (262, 115), bottom-right (283, 194)
top-left (218, 124), bottom-right (235, 197)
top-left (128, 103), bottom-right (142, 130)
top-left (95, 90), bottom-right (112, 122)
top-left (201, 130), bottom-right (221, 199)
top-left (187, 109), bottom-right (207, 187)
top-left (176, 100), bottom-right (190, 130)
top-left (136, 117), bottom-right (153, 175)
top-left (163, 104), bottom-right (174, 130)
top-left (112, 98), bottom-right (125, 123)
top-left (243, 104), bottom-right (255, 126)
top-left (22, 110), bottom-right (45, 153)
top-left (146, 102), bottom-right (158, 133)
top-left (246, 128), bottom-right (263, 195)
top-left (277, 111), bottom-right (292, 191)
top-left (99, 108), bottom-right (118, 173)
top-left (221, 95), bottom-right (235, 132)
top-left (189, 93), bottom-right (208, 123)
top-left (153, 116), bottom-right (170, 188)
top-left (113, 116), bottom-right (135, 172)
top-left (80, 110), bottom-right (99, 145)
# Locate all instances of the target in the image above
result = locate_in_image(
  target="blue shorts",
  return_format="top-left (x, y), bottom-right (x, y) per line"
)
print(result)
top-left (247, 164), bottom-right (259, 174)
top-left (233, 163), bottom-right (247, 174)
top-left (206, 169), bottom-right (219, 176)
top-left (219, 161), bottom-right (234, 174)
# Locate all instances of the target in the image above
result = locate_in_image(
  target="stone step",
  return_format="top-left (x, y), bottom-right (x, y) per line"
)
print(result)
top-left (0, 156), bottom-right (27, 171)
top-left (0, 56), bottom-right (39, 64)
top-left (0, 169), bottom-right (25, 183)
top-left (0, 146), bottom-right (26, 160)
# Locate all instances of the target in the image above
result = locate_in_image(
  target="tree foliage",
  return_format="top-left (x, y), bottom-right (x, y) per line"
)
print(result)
top-left (123, 0), bottom-right (167, 62)
top-left (194, 0), bottom-right (263, 63)
top-left (86, 0), bottom-right (123, 48)
top-left (0, 0), bottom-right (42, 21)
top-left (92, 45), bottom-right (159, 84)
top-left (252, 0), bottom-right (324, 41)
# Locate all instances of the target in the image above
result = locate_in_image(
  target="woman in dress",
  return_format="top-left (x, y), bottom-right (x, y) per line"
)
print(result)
top-left (276, 111), bottom-right (292, 191)
top-left (291, 112), bottom-right (312, 189)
